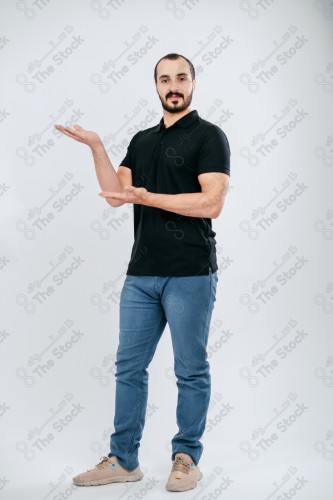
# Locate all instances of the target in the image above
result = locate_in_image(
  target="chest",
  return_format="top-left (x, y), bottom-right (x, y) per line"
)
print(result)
top-left (132, 128), bottom-right (202, 194)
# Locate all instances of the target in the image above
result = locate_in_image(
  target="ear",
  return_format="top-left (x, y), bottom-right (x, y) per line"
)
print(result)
top-left (192, 79), bottom-right (196, 91)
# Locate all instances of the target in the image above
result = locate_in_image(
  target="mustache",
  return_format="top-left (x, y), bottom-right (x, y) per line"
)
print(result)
top-left (166, 92), bottom-right (183, 99)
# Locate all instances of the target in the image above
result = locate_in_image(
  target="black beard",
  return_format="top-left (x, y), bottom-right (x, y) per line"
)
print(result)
top-left (158, 89), bottom-right (193, 114)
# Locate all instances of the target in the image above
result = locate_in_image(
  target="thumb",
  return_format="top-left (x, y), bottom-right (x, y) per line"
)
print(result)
top-left (73, 124), bottom-right (83, 131)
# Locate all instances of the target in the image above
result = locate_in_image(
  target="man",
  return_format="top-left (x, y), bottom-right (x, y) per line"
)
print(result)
top-left (54, 53), bottom-right (230, 493)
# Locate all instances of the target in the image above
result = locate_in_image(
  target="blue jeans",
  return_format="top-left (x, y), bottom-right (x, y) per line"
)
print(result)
top-left (108, 271), bottom-right (218, 471)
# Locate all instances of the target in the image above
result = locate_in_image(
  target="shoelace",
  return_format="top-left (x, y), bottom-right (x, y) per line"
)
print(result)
top-left (85, 456), bottom-right (110, 471)
top-left (96, 456), bottom-right (111, 469)
top-left (171, 456), bottom-right (192, 474)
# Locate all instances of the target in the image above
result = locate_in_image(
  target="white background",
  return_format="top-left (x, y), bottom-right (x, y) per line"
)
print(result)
top-left (0, 0), bottom-right (333, 499)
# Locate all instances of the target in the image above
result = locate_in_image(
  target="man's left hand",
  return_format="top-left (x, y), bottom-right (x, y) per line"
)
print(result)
top-left (99, 185), bottom-right (150, 205)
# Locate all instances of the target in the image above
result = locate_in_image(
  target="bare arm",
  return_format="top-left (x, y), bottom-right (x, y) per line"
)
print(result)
top-left (99, 171), bottom-right (230, 219)
top-left (91, 145), bottom-right (132, 207)
top-left (143, 172), bottom-right (229, 218)
top-left (54, 124), bottom-right (132, 207)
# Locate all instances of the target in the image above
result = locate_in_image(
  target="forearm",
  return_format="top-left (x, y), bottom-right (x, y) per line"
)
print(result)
top-left (91, 143), bottom-right (124, 207)
top-left (143, 191), bottom-right (220, 219)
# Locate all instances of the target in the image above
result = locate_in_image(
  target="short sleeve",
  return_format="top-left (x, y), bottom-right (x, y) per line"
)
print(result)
top-left (119, 147), bottom-right (131, 168)
top-left (119, 133), bottom-right (139, 169)
top-left (196, 126), bottom-right (231, 176)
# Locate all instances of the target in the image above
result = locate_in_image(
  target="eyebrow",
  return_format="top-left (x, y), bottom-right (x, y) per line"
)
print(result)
top-left (158, 73), bottom-right (189, 80)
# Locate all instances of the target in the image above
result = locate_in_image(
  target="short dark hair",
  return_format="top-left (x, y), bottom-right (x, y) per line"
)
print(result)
top-left (154, 53), bottom-right (195, 83)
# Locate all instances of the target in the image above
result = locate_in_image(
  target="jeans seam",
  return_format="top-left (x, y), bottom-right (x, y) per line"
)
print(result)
top-left (126, 312), bottom-right (166, 458)
top-left (199, 272), bottom-right (215, 348)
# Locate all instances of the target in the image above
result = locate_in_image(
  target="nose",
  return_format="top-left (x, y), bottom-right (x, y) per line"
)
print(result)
top-left (169, 80), bottom-right (180, 90)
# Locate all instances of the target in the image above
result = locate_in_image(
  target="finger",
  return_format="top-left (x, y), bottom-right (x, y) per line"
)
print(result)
top-left (73, 124), bottom-right (83, 131)
top-left (54, 124), bottom-right (82, 140)
top-left (55, 124), bottom-right (78, 133)
top-left (54, 124), bottom-right (73, 134)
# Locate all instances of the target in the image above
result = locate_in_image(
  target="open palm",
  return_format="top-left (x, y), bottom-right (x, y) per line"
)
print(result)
top-left (54, 123), bottom-right (102, 149)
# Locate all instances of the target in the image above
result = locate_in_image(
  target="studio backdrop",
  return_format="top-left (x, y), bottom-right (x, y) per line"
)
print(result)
top-left (1, 1), bottom-right (332, 499)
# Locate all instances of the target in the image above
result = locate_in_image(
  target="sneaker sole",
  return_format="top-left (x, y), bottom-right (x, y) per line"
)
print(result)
top-left (73, 472), bottom-right (144, 486)
top-left (165, 471), bottom-right (203, 492)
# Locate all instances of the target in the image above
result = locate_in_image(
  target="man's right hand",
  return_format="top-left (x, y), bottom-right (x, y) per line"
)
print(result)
top-left (54, 124), bottom-right (102, 150)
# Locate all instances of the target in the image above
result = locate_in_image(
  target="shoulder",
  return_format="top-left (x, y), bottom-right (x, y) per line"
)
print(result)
top-left (128, 123), bottom-right (158, 147)
top-left (197, 117), bottom-right (231, 153)
top-left (198, 116), bottom-right (228, 137)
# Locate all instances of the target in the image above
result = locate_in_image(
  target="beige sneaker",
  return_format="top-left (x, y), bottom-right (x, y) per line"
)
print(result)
top-left (166, 453), bottom-right (202, 492)
top-left (72, 456), bottom-right (144, 486)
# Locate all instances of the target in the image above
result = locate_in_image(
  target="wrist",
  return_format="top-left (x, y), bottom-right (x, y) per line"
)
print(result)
top-left (90, 140), bottom-right (104, 154)
top-left (141, 190), bottom-right (153, 206)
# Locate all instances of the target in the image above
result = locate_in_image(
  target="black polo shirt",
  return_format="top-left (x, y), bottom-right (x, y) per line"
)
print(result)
top-left (119, 109), bottom-right (231, 277)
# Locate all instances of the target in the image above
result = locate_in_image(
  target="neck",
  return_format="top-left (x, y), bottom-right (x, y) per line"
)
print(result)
top-left (162, 107), bottom-right (192, 128)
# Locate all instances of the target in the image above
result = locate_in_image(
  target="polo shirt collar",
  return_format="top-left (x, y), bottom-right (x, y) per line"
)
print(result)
top-left (153, 110), bottom-right (199, 133)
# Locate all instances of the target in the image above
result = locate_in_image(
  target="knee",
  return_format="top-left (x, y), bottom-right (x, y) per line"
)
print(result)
top-left (174, 359), bottom-right (210, 384)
